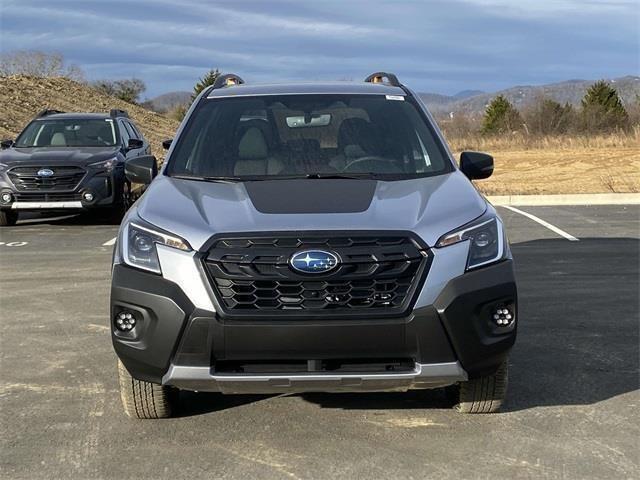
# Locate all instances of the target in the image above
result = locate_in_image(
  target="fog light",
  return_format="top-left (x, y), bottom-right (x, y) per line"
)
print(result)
top-left (83, 192), bottom-right (94, 202)
top-left (0, 192), bottom-right (12, 204)
top-left (114, 311), bottom-right (137, 332)
top-left (492, 307), bottom-right (514, 326)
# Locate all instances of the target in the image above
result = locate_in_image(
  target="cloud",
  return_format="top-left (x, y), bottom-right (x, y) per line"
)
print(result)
top-left (0, 0), bottom-right (637, 97)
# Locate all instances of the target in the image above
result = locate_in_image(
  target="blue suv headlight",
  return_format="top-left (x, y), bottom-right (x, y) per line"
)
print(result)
top-left (436, 212), bottom-right (505, 270)
top-left (122, 218), bottom-right (191, 274)
top-left (88, 157), bottom-right (117, 173)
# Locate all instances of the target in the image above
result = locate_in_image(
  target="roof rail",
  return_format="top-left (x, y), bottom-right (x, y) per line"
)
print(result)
top-left (364, 72), bottom-right (401, 87)
top-left (110, 109), bottom-right (129, 118)
top-left (36, 109), bottom-right (65, 118)
top-left (212, 74), bottom-right (245, 89)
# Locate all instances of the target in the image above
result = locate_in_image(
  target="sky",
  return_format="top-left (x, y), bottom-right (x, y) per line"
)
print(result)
top-left (0, 0), bottom-right (638, 98)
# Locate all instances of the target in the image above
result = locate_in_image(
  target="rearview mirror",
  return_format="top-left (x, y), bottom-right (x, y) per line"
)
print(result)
top-left (162, 138), bottom-right (173, 150)
top-left (460, 151), bottom-right (494, 180)
top-left (125, 155), bottom-right (157, 185)
top-left (127, 138), bottom-right (144, 150)
top-left (1, 139), bottom-right (14, 150)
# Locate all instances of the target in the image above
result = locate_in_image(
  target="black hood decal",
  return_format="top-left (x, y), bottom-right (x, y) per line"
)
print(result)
top-left (245, 179), bottom-right (377, 214)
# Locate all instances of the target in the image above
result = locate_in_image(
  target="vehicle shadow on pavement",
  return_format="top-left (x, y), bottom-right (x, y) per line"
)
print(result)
top-left (175, 391), bottom-right (273, 417)
top-left (16, 211), bottom-right (121, 227)
top-left (299, 238), bottom-right (640, 413)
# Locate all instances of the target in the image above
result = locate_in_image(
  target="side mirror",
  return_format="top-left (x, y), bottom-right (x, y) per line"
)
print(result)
top-left (1, 139), bottom-right (14, 150)
top-left (460, 151), bottom-right (494, 180)
top-left (162, 138), bottom-right (173, 150)
top-left (125, 155), bottom-right (158, 185)
top-left (127, 138), bottom-right (144, 150)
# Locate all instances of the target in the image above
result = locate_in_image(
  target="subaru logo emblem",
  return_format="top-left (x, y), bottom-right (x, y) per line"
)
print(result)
top-left (37, 168), bottom-right (54, 177)
top-left (290, 250), bottom-right (340, 274)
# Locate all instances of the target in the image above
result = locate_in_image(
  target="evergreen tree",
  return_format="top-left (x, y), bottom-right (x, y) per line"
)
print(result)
top-left (580, 80), bottom-right (628, 132)
top-left (192, 69), bottom-right (221, 100)
top-left (525, 98), bottom-right (574, 135)
top-left (481, 95), bottom-right (523, 135)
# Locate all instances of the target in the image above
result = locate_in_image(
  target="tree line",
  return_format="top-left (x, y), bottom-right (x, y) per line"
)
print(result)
top-left (470, 81), bottom-right (634, 136)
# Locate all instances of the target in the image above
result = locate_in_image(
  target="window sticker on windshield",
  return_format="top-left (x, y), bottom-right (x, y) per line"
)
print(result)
top-left (385, 95), bottom-right (405, 101)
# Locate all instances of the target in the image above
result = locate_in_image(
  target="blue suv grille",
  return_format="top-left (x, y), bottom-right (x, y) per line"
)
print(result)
top-left (8, 166), bottom-right (85, 191)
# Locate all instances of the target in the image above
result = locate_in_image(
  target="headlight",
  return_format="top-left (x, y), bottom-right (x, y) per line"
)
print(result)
top-left (122, 219), bottom-right (191, 274)
top-left (436, 213), bottom-right (505, 270)
top-left (88, 157), bottom-right (117, 172)
top-left (0, 163), bottom-right (9, 173)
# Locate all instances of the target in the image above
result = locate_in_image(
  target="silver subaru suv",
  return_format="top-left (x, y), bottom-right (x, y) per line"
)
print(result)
top-left (111, 72), bottom-right (517, 419)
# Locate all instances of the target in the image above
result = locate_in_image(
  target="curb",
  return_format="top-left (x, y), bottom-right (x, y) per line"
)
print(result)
top-left (487, 193), bottom-right (640, 206)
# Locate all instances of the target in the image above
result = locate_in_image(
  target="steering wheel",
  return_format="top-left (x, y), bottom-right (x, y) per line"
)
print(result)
top-left (343, 156), bottom-right (403, 174)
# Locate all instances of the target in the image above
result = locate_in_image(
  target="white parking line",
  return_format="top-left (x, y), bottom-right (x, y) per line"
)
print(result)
top-left (103, 237), bottom-right (117, 246)
top-left (501, 206), bottom-right (579, 241)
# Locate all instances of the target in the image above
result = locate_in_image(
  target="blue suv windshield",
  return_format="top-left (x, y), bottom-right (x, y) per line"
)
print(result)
top-left (15, 118), bottom-right (118, 147)
top-left (167, 94), bottom-right (452, 180)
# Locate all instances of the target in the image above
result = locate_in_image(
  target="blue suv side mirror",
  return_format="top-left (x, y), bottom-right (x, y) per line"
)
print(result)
top-left (127, 138), bottom-right (144, 150)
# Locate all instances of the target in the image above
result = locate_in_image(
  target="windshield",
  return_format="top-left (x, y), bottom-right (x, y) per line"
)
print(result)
top-left (15, 118), bottom-right (118, 147)
top-left (167, 94), bottom-right (452, 180)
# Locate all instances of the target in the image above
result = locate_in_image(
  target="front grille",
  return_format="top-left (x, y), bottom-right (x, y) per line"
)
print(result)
top-left (203, 233), bottom-right (430, 318)
top-left (8, 166), bottom-right (86, 192)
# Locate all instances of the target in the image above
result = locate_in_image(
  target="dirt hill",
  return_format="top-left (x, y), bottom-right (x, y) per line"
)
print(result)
top-left (0, 75), bottom-right (180, 160)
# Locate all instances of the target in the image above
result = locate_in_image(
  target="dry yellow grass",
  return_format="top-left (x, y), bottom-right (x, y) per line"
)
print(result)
top-left (446, 128), bottom-right (640, 194)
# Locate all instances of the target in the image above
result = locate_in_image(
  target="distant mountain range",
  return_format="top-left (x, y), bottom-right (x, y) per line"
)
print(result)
top-left (146, 91), bottom-right (192, 112)
top-left (147, 76), bottom-right (640, 116)
top-left (420, 76), bottom-right (639, 116)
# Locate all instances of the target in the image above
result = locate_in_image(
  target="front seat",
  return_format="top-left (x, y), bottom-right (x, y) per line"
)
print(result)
top-left (50, 132), bottom-right (67, 146)
top-left (234, 127), bottom-right (283, 176)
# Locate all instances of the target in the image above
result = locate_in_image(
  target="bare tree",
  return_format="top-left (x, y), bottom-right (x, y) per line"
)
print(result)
top-left (0, 50), bottom-right (84, 80)
top-left (92, 78), bottom-right (147, 104)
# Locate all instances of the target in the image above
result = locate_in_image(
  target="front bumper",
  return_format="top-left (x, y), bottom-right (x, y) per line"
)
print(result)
top-left (111, 255), bottom-right (517, 392)
top-left (162, 362), bottom-right (468, 394)
top-left (10, 200), bottom-right (83, 210)
top-left (0, 167), bottom-right (124, 211)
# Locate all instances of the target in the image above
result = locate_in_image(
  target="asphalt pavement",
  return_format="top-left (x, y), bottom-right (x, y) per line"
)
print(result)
top-left (0, 205), bottom-right (638, 479)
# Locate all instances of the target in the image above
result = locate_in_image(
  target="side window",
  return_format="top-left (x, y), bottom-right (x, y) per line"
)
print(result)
top-left (128, 121), bottom-right (144, 140)
top-left (119, 120), bottom-right (131, 146)
top-left (123, 121), bottom-right (137, 140)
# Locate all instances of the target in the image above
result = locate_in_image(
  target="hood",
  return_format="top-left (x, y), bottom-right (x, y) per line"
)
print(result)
top-left (0, 146), bottom-right (120, 166)
top-left (136, 171), bottom-right (487, 250)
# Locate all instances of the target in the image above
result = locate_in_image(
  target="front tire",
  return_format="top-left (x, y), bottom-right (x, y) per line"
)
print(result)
top-left (448, 360), bottom-right (508, 414)
top-left (118, 360), bottom-right (177, 419)
top-left (0, 210), bottom-right (18, 226)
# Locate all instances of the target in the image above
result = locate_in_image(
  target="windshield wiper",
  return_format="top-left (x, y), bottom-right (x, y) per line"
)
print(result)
top-left (304, 173), bottom-right (375, 179)
top-left (257, 173), bottom-right (375, 180)
top-left (171, 174), bottom-right (245, 184)
top-left (171, 173), bottom-right (375, 183)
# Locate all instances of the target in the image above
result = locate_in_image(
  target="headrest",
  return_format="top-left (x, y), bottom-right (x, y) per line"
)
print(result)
top-left (238, 127), bottom-right (268, 159)
top-left (50, 132), bottom-right (67, 146)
